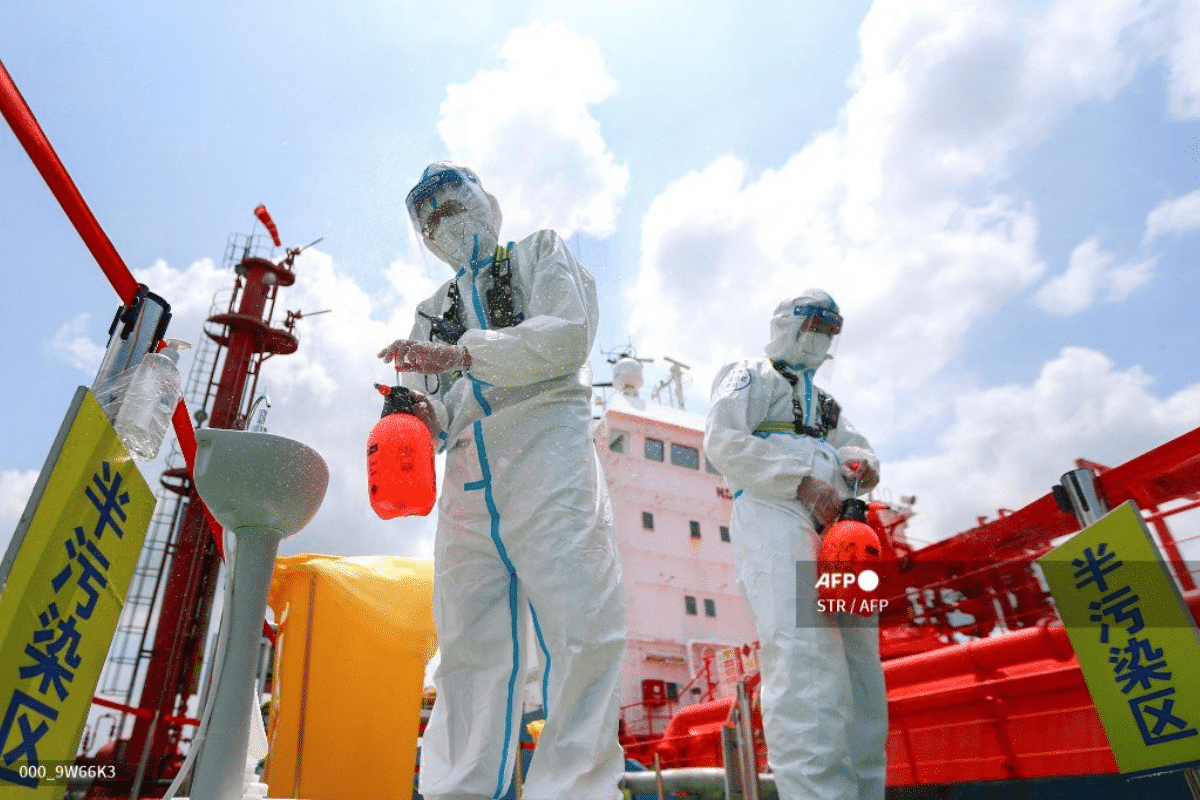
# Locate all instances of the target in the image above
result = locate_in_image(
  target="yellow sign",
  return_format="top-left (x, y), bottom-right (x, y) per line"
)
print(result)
top-left (0, 387), bottom-right (155, 796)
top-left (1039, 501), bottom-right (1200, 777)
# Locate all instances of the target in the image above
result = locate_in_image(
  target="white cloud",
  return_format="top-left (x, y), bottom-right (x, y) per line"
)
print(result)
top-left (1161, 0), bottom-right (1200, 118)
top-left (1144, 189), bottom-right (1200, 242)
top-left (1033, 236), bottom-right (1154, 314)
top-left (888, 347), bottom-right (1200, 544)
top-left (79, 249), bottom-right (444, 563)
top-left (206, 248), bottom-right (440, 561)
top-left (622, 0), bottom-right (1191, 542)
top-left (0, 469), bottom-right (39, 559)
top-left (435, 21), bottom-right (629, 240)
top-left (50, 313), bottom-right (106, 372)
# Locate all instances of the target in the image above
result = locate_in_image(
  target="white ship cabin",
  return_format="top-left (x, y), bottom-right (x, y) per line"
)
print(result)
top-left (592, 358), bottom-right (758, 739)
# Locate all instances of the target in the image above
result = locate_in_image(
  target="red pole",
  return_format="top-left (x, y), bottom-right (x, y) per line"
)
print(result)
top-left (0, 57), bottom-right (140, 304)
top-left (0, 59), bottom-right (220, 553)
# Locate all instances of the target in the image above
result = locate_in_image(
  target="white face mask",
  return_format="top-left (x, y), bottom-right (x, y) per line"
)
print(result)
top-left (795, 331), bottom-right (832, 368)
top-left (409, 166), bottom-right (502, 268)
top-left (427, 203), bottom-right (498, 267)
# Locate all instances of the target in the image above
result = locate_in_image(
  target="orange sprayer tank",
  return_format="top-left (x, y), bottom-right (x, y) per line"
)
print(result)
top-left (817, 498), bottom-right (883, 616)
top-left (367, 384), bottom-right (436, 518)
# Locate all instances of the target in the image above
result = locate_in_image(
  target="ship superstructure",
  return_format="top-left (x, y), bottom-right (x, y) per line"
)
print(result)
top-left (592, 358), bottom-right (758, 739)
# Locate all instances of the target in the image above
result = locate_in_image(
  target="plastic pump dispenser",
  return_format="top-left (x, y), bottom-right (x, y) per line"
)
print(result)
top-left (114, 339), bottom-right (190, 460)
top-left (367, 384), bottom-right (437, 518)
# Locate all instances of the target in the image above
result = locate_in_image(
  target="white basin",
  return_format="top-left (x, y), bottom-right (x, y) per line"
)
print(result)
top-left (194, 429), bottom-right (329, 536)
top-left (189, 429), bottom-right (329, 800)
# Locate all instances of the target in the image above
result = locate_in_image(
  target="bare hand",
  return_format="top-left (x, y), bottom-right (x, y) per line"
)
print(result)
top-left (409, 392), bottom-right (440, 439)
top-left (796, 476), bottom-right (841, 531)
top-left (838, 446), bottom-right (880, 491)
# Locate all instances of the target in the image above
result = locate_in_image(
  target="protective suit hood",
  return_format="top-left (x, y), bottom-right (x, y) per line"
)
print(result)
top-left (407, 161), bottom-right (502, 268)
top-left (764, 289), bottom-right (842, 370)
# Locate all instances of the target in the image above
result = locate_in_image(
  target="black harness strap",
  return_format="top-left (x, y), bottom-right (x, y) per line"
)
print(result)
top-left (420, 243), bottom-right (523, 344)
top-left (772, 360), bottom-right (841, 439)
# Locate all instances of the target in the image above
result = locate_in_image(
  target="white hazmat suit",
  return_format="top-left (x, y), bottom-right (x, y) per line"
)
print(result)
top-left (703, 290), bottom-right (887, 800)
top-left (384, 163), bottom-right (627, 800)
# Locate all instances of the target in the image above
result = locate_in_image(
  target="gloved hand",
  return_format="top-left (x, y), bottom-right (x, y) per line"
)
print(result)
top-left (408, 391), bottom-right (441, 439)
top-left (378, 339), bottom-right (470, 374)
top-left (838, 446), bottom-right (880, 491)
top-left (796, 475), bottom-right (841, 532)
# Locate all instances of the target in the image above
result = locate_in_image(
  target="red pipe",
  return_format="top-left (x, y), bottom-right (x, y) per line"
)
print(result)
top-left (0, 58), bottom-right (139, 304)
top-left (91, 695), bottom-right (199, 727)
top-left (0, 62), bottom-right (227, 561)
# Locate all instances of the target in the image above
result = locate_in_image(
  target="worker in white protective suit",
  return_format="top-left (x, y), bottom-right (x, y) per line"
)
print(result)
top-left (378, 162), bottom-right (627, 800)
top-left (703, 289), bottom-right (887, 800)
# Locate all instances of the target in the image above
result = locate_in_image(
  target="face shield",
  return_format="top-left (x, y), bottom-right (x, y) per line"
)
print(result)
top-left (406, 163), bottom-right (502, 267)
top-left (764, 290), bottom-right (843, 370)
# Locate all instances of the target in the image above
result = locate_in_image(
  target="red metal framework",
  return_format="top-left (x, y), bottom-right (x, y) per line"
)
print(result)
top-left (96, 248), bottom-right (303, 798)
top-left (621, 425), bottom-right (1200, 787)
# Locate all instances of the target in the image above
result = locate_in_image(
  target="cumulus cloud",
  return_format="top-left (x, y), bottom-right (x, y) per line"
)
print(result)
top-left (239, 248), bottom-right (440, 560)
top-left (50, 313), bottom-right (106, 372)
top-left (1033, 237), bottom-right (1154, 314)
top-left (624, 0), bottom-right (1195, 541)
top-left (22, 21), bottom-right (634, 567)
top-left (435, 21), bottom-right (629, 240)
top-left (30, 249), bottom-right (445, 564)
top-left (1144, 189), bottom-right (1200, 242)
top-left (1161, 0), bottom-right (1200, 118)
top-left (888, 347), bottom-right (1200, 544)
top-left (0, 469), bottom-right (39, 557)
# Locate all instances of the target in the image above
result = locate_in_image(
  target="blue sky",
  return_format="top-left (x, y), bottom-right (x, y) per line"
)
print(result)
top-left (3, 0), bottom-right (1199, 560)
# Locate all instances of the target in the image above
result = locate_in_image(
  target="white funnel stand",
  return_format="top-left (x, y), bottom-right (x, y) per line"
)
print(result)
top-left (189, 430), bottom-right (329, 800)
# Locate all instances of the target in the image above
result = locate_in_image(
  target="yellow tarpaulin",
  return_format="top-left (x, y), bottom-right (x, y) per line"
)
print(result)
top-left (263, 554), bottom-right (436, 800)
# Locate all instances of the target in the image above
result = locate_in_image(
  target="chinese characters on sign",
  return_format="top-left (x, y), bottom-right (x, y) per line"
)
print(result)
top-left (0, 388), bottom-right (153, 795)
top-left (1071, 542), bottom-right (1196, 748)
top-left (1040, 501), bottom-right (1200, 777)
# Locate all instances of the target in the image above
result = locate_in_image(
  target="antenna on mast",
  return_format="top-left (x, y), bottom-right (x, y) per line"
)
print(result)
top-left (652, 356), bottom-right (691, 410)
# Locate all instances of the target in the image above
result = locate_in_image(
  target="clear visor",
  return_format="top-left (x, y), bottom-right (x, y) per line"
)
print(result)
top-left (407, 170), bottom-right (480, 240)
top-left (796, 305), bottom-right (843, 335)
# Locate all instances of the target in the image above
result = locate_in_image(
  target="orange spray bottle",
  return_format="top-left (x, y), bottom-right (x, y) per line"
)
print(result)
top-left (367, 383), bottom-right (436, 518)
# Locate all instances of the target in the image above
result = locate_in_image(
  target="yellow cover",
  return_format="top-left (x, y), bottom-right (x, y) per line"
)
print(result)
top-left (263, 554), bottom-right (436, 800)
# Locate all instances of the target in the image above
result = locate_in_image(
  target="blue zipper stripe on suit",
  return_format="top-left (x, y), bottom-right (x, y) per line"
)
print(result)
top-left (530, 603), bottom-right (551, 713)
top-left (463, 421), bottom-right (519, 799)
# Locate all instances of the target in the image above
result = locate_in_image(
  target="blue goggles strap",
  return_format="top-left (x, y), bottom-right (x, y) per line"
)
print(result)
top-left (406, 169), bottom-right (466, 216)
top-left (794, 304), bottom-right (843, 330)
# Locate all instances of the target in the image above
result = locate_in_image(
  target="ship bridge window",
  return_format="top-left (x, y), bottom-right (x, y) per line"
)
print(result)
top-left (609, 432), bottom-right (627, 453)
top-left (685, 595), bottom-right (698, 615)
top-left (689, 521), bottom-right (701, 539)
top-left (720, 525), bottom-right (730, 542)
top-left (644, 437), bottom-right (665, 461)
top-left (671, 444), bottom-right (700, 470)
top-left (642, 512), bottom-right (655, 530)
top-left (704, 599), bottom-right (716, 617)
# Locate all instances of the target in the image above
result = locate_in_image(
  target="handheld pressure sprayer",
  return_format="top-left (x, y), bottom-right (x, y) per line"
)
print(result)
top-left (367, 374), bottom-right (437, 519)
top-left (816, 466), bottom-right (883, 617)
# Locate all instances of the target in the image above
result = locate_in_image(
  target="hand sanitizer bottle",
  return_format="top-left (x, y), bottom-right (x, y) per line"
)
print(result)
top-left (114, 339), bottom-right (191, 460)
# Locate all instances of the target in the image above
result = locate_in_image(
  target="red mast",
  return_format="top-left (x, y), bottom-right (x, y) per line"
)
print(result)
top-left (104, 228), bottom-right (302, 797)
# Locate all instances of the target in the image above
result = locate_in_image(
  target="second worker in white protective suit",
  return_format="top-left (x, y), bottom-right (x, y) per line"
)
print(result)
top-left (703, 289), bottom-right (887, 800)
top-left (379, 162), bottom-right (627, 800)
